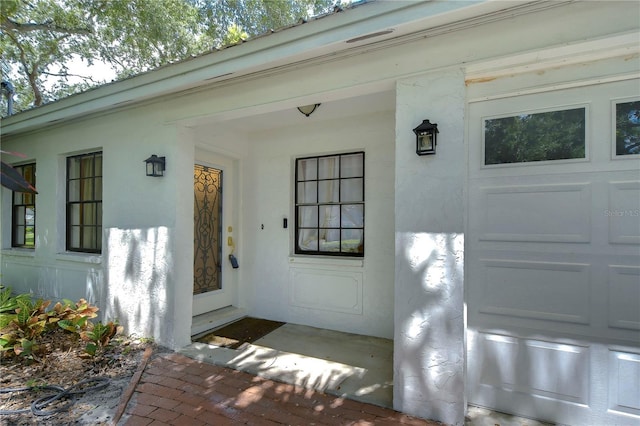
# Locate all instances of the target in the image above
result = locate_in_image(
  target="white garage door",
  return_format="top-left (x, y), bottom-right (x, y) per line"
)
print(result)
top-left (466, 78), bottom-right (640, 425)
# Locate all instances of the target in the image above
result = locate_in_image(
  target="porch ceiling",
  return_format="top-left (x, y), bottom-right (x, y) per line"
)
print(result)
top-left (187, 89), bottom-right (395, 136)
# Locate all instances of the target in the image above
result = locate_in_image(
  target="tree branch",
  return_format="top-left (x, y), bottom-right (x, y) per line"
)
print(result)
top-left (2, 17), bottom-right (92, 35)
top-left (41, 70), bottom-right (102, 83)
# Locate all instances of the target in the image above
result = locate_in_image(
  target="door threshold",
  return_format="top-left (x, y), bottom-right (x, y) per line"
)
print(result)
top-left (192, 306), bottom-right (246, 337)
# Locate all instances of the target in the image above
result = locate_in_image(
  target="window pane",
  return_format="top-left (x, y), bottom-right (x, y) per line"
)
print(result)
top-left (80, 156), bottom-right (94, 177)
top-left (616, 101), bottom-right (640, 155)
top-left (25, 208), bottom-right (35, 226)
top-left (68, 158), bottom-right (81, 179)
top-left (341, 178), bottom-right (363, 202)
top-left (342, 229), bottom-right (364, 254)
top-left (22, 165), bottom-right (34, 182)
top-left (83, 227), bottom-right (96, 248)
top-left (319, 205), bottom-right (340, 228)
top-left (319, 226), bottom-right (340, 252)
top-left (83, 203), bottom-right (96, 225)
top-left (95, 177), bottom-right (103, 200)
top-left (297, 158), bottom-right (317, 181)
top-left (341, 153), bottom-right (364, 178)
top-left (80, 178), bottom-right (93, 201)
top-left (94, 154), bottom-right (103, 177)
top-left (25, 226), bottom-right (35, 246)
top-left (70, 204), bottom-right (80, 225)
top-left (15, 226), bottom-right (25, 245)
top-left (318, 156), bottom-right (339, 179)
top-left (319, 232), bottom-right (341, 252)
top-left (484, 108), bottom-right (585, 165)
top-left (341, 204), bottom-right (364, 228)
top-left (70, 226), bottom-right (81, 248)
top-left (298, 229), bottom-right (318, 251)
top-left (297, 181), bottom-right (317, 203)
top-left (15, 206), bottom-right (25, 225)
top-left (97, 205), bottom-right (103, 226)
top-left (298, 206), bottom-right (318, 227)
top-left (68, 180), bottom-right (80, 202)
top-left (318, 180), bottom-right (339, 203)
top-left (96, 229), bottom-right (102, 250)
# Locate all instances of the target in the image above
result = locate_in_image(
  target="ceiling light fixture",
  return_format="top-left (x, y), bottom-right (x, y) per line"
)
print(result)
top-left (297, 103), bottom-right (321, 117)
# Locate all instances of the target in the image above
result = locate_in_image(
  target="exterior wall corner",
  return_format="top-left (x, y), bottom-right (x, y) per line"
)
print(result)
top-left (393, 69), bottom-right (466, 425)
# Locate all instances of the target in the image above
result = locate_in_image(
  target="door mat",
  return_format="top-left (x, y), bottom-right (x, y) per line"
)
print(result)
top-left (196, 317), bottom-right (285, 350)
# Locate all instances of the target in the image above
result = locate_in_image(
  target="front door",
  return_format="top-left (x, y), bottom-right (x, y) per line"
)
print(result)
top-left (193, 159), bottom-right (236, 316)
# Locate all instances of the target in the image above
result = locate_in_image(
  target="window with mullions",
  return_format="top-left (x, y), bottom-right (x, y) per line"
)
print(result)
top-left (67, 152), bottom-right (102, 253)
top-left (12, 163), bottom-right (36, 248)
top-left (295, 152), bottom-right (364, 256)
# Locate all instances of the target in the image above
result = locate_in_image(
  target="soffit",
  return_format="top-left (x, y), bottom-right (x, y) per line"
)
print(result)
top-left (1, 1), bottom-right (565, 136)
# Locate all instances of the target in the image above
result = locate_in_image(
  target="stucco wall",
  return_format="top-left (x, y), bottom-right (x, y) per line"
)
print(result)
top-left (393, 70), bottom-right (466, 425)
top-left (240, 110), bottom-right (396, 339)
top-left (0, 105), bottom-right (193, 349)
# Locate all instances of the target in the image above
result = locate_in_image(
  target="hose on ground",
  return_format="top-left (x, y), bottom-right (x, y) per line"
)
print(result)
top-left (0, 377), bottom-right (110, 416)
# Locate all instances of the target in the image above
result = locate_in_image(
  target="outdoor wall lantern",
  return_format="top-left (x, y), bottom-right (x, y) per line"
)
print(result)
top-left (297, 103), bottom-right (321, 117)
top-left (413, 119), bottom-right (439, 155)
top-left (144, 154), bottom-right (166, 177)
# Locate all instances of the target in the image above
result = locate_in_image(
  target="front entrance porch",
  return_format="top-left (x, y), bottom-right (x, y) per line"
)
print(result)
top-left (181, 318), bottom-right (550, 426)
top-left (183, 318), bottom-right (393, 409)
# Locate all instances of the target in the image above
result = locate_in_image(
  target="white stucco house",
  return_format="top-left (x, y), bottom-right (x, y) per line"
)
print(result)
top-left (2, 1), bottom-right (639, 425)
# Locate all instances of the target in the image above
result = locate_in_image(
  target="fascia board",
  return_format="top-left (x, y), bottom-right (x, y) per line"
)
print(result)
top-left (1, 0), bottom-right (538, 136)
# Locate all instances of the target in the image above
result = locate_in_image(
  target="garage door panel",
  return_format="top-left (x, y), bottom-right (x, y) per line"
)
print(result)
top-left (609, 181), bottom-right (640, 245)
top-left (524, 340), bottom-right (590, 404)
top-left (609, 350), bottom-right (640, 416)
top-left (478, 259), bottom-right (590, 324)
top-left (476, 183), bottom-right (591, 243)
top-left (608, 265), bottom-right (640, 331)
top-left (477, 333), bottom-right (590, 403)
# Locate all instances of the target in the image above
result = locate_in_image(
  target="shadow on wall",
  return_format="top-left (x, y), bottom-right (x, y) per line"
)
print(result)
top-left (102, 226), bottom-right (173, 346)
top-left (395, 232), bottom-right (464, 423)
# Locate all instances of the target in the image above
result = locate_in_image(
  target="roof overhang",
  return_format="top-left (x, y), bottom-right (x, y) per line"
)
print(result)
top-left (1, 1), bottom-right (573, 136)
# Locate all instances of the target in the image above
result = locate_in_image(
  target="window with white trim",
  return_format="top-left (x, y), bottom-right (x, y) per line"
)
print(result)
top-left (295, 152), bottom-right (364, 256)
top-left (11, 163), bottom-right (36, 248)
top-left (66, 151), bottom-right (102, 253)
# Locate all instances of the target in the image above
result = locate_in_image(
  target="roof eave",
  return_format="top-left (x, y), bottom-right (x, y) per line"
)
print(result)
top-left (1, 0), bottom-right (541, 136)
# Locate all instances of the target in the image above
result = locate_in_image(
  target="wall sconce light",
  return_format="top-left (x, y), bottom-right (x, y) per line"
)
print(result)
top-left (297, 103), bottom-right (321, 117)
top-left (144, 154), bottom-right (166, 177)
top-left (413, 119), bottom-right (439, 155)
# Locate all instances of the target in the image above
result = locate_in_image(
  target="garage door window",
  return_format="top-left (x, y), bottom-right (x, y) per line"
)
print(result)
top-left (484, 107), bottom-right (586, 165)
top-left (615, 100), bottom-right (640, 156)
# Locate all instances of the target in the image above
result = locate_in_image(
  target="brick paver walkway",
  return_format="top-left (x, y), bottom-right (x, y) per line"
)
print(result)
top-left (119, 352), bottom-right (441, 425)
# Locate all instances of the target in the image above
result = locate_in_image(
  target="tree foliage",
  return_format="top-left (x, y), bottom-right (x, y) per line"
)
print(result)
top-left (1, 0), bottom-right (336, 116)
top-left (615, 101), bottom-right (640, 156)
top-left (484, 108), bottom-right (586, 165)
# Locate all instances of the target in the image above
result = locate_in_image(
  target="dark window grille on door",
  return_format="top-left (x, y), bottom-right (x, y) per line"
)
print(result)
top-left (194, 164), bottom-right (223, 294)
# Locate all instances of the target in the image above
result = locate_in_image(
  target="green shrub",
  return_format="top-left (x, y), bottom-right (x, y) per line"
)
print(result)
top-left (0, 287), bottom-right (118, 359)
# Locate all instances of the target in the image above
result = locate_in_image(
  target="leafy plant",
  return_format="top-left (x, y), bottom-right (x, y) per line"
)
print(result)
top-left (55, 298), bottom-right (99, 334)
top-left (0, 291), bottom-right (112, 360)
top-left (81, 320), bottom-right (119, 356)
top-left (0, 296), bottom-right (53, 358)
